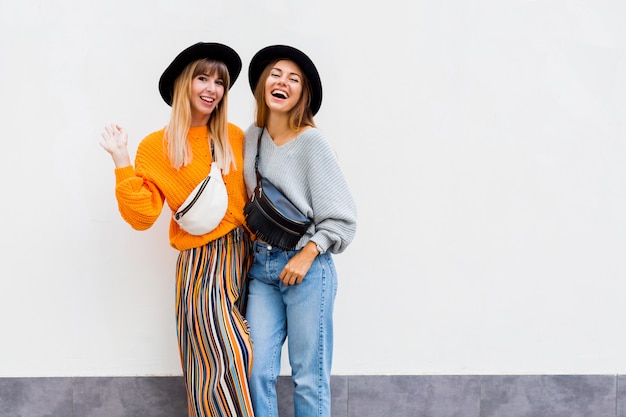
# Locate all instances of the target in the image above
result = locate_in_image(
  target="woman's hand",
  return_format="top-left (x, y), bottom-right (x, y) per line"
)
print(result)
top-left (279, 242), bottom-right (320, 286)
top-left (100, 124), bottom-right (131, 168)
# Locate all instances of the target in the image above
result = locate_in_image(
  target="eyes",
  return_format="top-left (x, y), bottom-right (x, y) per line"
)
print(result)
top-left (196, 75), bottom-right (224, 86)
top-left (270, 71), bottom-right (300, 84)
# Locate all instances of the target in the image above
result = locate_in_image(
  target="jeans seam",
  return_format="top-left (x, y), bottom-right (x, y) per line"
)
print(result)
top-left (267, 328), bottom-right (284, 417)
top-left (318, 260), bottom-right (327, 417)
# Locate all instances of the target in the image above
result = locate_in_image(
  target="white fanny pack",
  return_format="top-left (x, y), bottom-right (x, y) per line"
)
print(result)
top-left (173, 142), bottom-right (228, 236)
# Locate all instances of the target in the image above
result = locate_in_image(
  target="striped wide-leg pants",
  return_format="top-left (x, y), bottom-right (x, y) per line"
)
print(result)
top-left (175, 227), bottom-right (254, 417)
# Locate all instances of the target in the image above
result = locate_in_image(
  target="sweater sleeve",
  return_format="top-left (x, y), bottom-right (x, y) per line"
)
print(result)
top-left (113, 165), bottom-right (165, 231)
top-left (305, 131), bottom-right (357, 254)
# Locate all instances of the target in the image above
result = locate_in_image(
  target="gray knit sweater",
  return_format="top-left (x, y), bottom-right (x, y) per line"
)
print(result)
top-left (243, 125), bottom-right (357, 254)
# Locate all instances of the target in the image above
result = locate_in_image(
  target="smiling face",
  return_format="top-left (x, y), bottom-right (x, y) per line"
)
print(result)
top-left (264, 59), bottom-right (304, 115)
top-left (189, 71), bottom-right (225, 126)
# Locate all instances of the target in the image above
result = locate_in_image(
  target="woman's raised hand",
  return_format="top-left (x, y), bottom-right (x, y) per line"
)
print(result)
top-left (100, 124), bottom-right (131, 168)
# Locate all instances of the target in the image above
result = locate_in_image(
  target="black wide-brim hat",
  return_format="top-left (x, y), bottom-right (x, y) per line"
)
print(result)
top-left (159, 42), bottom-right (242, 106)
top-left (248, 45), bottom-right (323, 116)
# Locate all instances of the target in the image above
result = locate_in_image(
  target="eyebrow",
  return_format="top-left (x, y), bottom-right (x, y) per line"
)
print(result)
top-left (271, 67), bottom-right (301, 78)
top-left (199, 71), bottom-right (222, 79)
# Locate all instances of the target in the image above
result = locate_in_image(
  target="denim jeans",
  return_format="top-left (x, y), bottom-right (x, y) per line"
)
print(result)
top-left (247, 241), bottom-right (338, 417)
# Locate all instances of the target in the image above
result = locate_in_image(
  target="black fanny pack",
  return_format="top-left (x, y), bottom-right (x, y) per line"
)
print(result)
top-left (244, 128), bottom-right (312, 250)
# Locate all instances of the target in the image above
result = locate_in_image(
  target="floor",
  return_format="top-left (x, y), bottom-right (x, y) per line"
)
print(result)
top-left (0, 374), bottom-right (623, 416)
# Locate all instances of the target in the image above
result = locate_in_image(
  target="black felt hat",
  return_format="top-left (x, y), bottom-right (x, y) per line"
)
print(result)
top-left (248, 45), bottom-right (323, 115)
top-left (159, 42), bottom-right (242, 106)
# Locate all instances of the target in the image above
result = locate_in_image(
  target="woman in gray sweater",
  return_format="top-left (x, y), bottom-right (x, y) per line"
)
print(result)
top-left (243, 45), bottom-right (357, 417)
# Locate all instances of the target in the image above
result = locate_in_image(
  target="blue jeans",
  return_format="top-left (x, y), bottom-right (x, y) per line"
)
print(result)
top-left (247, 241), bottom-right (338, 417)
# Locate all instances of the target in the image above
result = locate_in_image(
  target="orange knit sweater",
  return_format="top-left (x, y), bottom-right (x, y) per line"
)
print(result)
top-left (113, 123), bottom-right (249, 251)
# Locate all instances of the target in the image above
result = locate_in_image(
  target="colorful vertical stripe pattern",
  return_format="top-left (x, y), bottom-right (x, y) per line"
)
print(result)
top-left (175, 227), bottom-right (254, 417)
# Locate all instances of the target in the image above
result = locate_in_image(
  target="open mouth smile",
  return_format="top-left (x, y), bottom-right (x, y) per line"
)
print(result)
top-left (271, 89), bottom-right (288, 99)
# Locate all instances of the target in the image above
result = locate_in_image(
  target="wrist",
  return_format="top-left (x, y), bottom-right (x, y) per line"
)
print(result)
top-left (303, 241), bottom-right (321, 257)
top-left (310, 241), bottom-right (324, 255)
top-left (112, 151), bottom-right (131, 168)
top-left (315, 243), bottom-right (324, 254)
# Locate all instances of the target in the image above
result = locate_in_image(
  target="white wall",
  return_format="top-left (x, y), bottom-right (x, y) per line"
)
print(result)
top-left (1, 0), bottom-right (625, 377)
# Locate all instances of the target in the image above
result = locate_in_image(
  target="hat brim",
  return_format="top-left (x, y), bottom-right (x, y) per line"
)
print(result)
top-left (248, 45), bottom-right (322, 116)
top-left (159, 42), bottom-right (242, 106)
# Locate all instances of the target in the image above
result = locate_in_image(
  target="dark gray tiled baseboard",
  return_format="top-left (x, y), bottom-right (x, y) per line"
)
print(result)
top-left (0, 375), bottom-right (622, 417)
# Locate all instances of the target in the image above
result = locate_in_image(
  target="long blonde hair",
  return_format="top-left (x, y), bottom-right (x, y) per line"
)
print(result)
top-left (165, 58), bottom-right (235, 173)
top-left (253, 59), bottom-right (316, 131)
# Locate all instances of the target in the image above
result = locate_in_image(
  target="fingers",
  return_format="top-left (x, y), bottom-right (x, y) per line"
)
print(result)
top-left (103, 123), bottom-right (123, 134)
top-left (102, 125), bottom-right (113, 141)
top-left (100, 125), bottom-right (115, 150)
top-left (101, 123), bottom-right (126, 145)
top-left (279, 270), bottom-right (305, 286)
top-left (280, 275), bottom-right (300, 286)
top-left (279, 254), bottom-right (314, 286)
top-left (103, 124), bottom-right (119, 137)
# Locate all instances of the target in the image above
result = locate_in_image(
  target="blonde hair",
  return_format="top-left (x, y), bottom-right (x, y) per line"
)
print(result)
top-left (253, 59), bottom-right (316, 131)
top-left (165, 58), bottom-right (235, 173)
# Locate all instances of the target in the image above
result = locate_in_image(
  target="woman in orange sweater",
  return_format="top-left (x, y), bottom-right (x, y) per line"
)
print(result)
top-left (99, 42), bottom-right (254, 417)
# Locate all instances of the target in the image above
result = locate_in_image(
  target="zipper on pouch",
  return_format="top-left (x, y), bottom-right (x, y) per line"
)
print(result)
top-left (175, 176), bottom-right (212, 220)
top-left (254, 190), bottom-right (302, 235)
